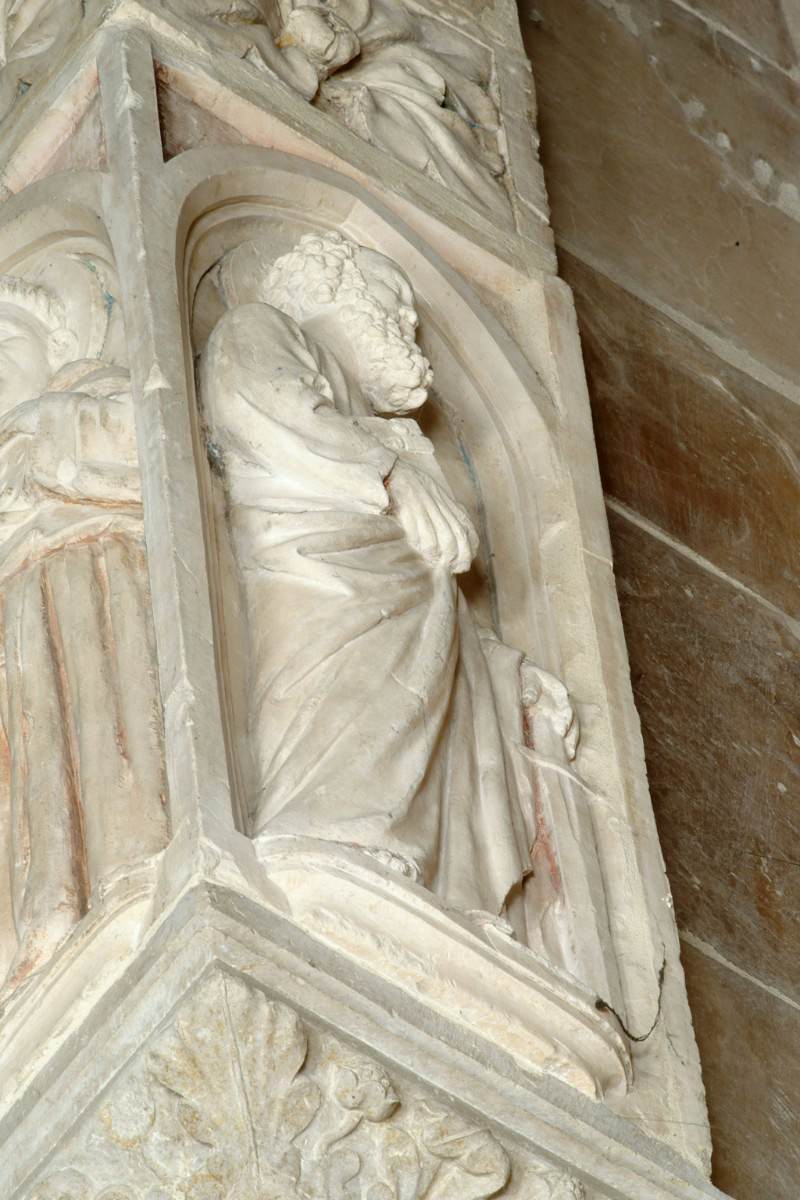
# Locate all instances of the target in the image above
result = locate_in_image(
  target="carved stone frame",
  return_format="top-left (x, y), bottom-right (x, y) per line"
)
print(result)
top-left (5, 880), bottom-right (719, 1200)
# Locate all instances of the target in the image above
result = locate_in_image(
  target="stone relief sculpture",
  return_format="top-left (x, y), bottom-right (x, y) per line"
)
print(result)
top-left (0, 250), bottom-right (168, 996)
top-left (176, 0), bottom-right (507, 212)
top-left (26, 970), bottom-right (584, 1200)
top-left (175, 0), bottom-right (358, 100)
top-left (0, 0), bottom-right (718, 1183)
top-left (198, 230), bottom-right (574, 944)
top-left (0, 0), bottom-right (505, 209)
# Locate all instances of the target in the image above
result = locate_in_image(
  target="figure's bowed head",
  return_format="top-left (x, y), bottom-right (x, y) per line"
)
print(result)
top-left (221, 231), bottom-right (434, 416)
top-left (260, 233), bottom-right (475, 573)
top-left (0, 277), bottom-right (78, 416)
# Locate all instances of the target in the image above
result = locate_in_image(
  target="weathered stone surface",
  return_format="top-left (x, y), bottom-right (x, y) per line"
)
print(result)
top-left (608, 507), bottom-right (800, 1002)
top-left (25, 970), bottom-right (557, 1200)
top-left (681, 940), bottom-right (800, 1197)
top-left (156, 76), bottom-right (251, 159)
top-left (687, 0), bottom-right (799, 68)
top-left (521, 0), bottom-right (800, 382)
top-left (522, 2), bottom-right (800, 1192)
top-left (562, 250), bottom-right (800, 616)
top-left (1, 904), bottom-right (724, 1200)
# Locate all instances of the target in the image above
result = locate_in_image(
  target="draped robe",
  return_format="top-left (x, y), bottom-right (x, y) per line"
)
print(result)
top-left (0, 0), bottom-right (82, 122)
top-left (319, 43), bottom-right (507, 215)
top-left (203, 304), bottom-right (534, 917)
top-left (0, 364), bottom-right (168, 989)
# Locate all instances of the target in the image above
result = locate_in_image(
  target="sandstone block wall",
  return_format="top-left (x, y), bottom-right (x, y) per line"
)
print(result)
top-left (519, 3), bottom-right (800, 1196)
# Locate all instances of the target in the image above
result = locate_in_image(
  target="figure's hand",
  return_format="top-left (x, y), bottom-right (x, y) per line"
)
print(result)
top-left (521, 662), bottom-right (579, 761)
top-left (386, 459), bottom-right (478, 574)
top-left (30, 394), bottom-right (140, 504)
top-left (278, 4), bottom-right (360, 80)
top-left (0, 402), bottom-right (38, 512)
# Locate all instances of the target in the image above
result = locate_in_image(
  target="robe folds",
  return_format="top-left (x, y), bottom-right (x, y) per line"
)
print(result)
top-left (0, 365), bottom-right (168, 988)
top-left (320, 43), bottom-right (507, 215)
top-left (204, 304), bottom-right (534, 917)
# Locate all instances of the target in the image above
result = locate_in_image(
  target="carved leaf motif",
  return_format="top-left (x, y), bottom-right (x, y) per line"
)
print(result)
top-left (27, 977), bottom-right (522, 1200)
top-left (223, 973), bottom-right (321, 1162)
top-left (417, 1104), bottom-right (511, 1200)
top-left (144, 973), bottom-right (321, 1198)
top-left (539, 1176), bottom-right (585, 1200)
top-left (370, 1124), bottom-right (421, 1200)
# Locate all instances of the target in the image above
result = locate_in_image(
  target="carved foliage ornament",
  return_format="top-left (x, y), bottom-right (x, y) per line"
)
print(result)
top-left (27, 972), bottom-right (584, 1200)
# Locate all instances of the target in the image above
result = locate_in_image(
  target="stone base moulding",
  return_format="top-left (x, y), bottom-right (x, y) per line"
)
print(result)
top-left (255, 837), bottom-right (631, 1100)
top-left (3, 880), bottom-right (724, 1200)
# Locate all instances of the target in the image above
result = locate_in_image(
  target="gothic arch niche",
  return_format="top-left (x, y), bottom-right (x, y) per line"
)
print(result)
top-left (176, 155), bottom-right (631, 1088)
top-left (0, 180), bottom-right (169, 1086)
top-left (0, 15), bottom-right (717, 1193)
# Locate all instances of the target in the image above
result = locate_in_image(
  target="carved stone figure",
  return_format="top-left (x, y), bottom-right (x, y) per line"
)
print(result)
top-left (0, 0), bottom-right (718, 1184)
top-left (0, 255), bottom-right (168, 995)
top-left (174, 0), bottom-right (344, 100)
top-left (312, 0), bottom-right (506, 213)
top-left (199, 231), bottom-right (570, 934)
top-left (176, 0), bottom-right (507, 211)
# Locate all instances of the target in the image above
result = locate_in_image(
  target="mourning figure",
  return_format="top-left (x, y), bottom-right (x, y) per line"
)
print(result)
top-left (178, 0), bottom-right (507, 212)
top-left (199, 232), bottom-right (571, 934)
top-left (0, 253), bottom-right (168, 994)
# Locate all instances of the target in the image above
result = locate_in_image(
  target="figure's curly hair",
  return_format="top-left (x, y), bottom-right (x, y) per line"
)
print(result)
top-left (261, 232), bottom-right (367, 321)
top-left (0, 275), bottom-right (64, 331)
top-left (0, 274), bottom-right (75, 373)
top-left (219, 231), bottom-right (432, 413)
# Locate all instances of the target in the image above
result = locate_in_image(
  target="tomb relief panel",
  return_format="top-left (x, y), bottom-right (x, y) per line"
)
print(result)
top-left (0, 227), bottom-right (169, 1002)
top-left (167, 0), bottom-right (509, 214)
top-left (188, 218), bottom-right (596, 984)
top-left (0, 0), bottom-right (713, 1181)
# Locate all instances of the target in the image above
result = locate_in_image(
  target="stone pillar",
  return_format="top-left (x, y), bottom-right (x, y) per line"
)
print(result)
top-left (0, 3), bottom-right (727, 1198)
